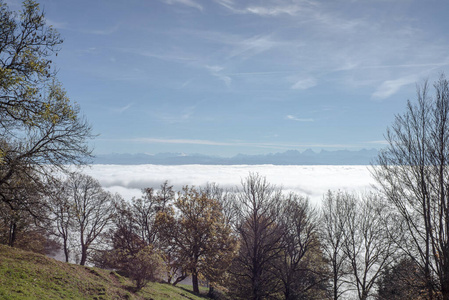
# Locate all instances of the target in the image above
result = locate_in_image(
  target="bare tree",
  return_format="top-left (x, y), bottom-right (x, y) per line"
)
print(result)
top-left (342, 192), bottom-right (394, 300)
top-left (65, 173), bottom-right (116, 265)
top-left (321, 190), bottom-right (350, 300)
top-left (321, 191), bottom-right (395, 300)
top-left (228, 173), bottom-right (284, 300)
top-left (127, 182), bottom-right (184, 285)
top-left (201, 182), bottom-right (240, 231)
top-left (276, 193), bottom-right (328, 300)
top-left (47, 180), bottom-right (72, 262)
top-left (132, 181), bottom-right (174, 245)
top-left (372, 74), bottom-right (449, 299)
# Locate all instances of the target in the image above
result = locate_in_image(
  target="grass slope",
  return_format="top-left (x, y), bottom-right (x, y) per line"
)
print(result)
top-left (0, 245), bottom-right (210, 300)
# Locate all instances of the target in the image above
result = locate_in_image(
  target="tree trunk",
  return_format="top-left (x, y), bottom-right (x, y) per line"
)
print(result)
top-left (333, 263), bottom-right (339, 300)
top-left (172, 269), bottom-right (187, 286)
top-left (443, 287), bottom-right (449, 300)
top-left (8, 222), bottom-right (16, 247)
top-left (63, 237), bottom-right (69, 263)
top-left (80, 246), bottom-right (87, 265)
top-left (360, 290), bottom-right (368, 300)
top-left (208, 284), bottom-right (214, 297)
top-left (283, 274), bottom-right (292, 300)
top-left (192, 268), bottom-right (199, 294)
top-left (441, 267), bottom-right (449, 300)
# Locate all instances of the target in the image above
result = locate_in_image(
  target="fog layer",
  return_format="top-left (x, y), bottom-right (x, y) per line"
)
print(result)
top-left (80, 165), bottom-right (376, 204)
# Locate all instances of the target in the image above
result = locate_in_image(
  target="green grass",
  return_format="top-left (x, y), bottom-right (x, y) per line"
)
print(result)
top-left (0, 244), bottom-right (211, 300)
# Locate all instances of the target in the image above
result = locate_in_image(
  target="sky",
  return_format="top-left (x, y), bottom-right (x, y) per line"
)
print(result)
top-left (7, 0), bottom-right (449, 156)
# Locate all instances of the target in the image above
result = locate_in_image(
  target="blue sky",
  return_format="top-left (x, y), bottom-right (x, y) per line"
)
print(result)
top-left (8, 0), bottom-right (449, 156)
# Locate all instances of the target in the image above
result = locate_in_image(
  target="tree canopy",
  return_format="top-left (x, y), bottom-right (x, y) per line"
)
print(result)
top-left (0, 0), bottom-right (93, 211)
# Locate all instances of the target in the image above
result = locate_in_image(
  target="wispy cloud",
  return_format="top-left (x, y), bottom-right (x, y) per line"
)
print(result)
top-left (104, 137), bottom-right (360, 151)
top-left (371, 75), bottom-right (418, 100)
top-left (213, 1), bottom-right (449, 94)
top-left (286, 115), bottom-right (314, 122)
top-left (245, 4), bottom-right (303, 16)
top-left (206, 65), bottom-right (232, 86)
top-left (162, 0), bottom-right (203, 11)
top-left (119, 30), bottom-right (281, 86)
top-left (155, 113), bottom-right (192, 124)
top-left (227, 35), bottom-right (278, 60)
top-left (291, 77), bottom-right (317, 90)
top-left (179, 29), bottom-right (281, 60)
top-left (215, 0), bottom-right (306, 16)
top-left (153, 106), bottom-right (196, 124)
top-left (86, 24), bottom-right (121, 35)
top-left (366, 140), bottom-right (389, 145)
top-left (117, 48), bottom-right (198, 63)
top-left (111, 103), bottom-right (132, 114)
top-left (131, 138), bottom-right (235, 146)
top-left (214, 0), bottom-right (235, 11)
top-left (205, 65), bottom-right (223, 73)
top-left (179, 79), bottom-right (194, 89)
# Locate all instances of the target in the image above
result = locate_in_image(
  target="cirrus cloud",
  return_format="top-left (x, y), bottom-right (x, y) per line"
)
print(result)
top-left (286, 115), bottom-right (314, 122)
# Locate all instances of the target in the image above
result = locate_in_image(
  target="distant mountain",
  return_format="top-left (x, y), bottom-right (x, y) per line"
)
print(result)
top-left (93, 149), bottom-right (379, 165)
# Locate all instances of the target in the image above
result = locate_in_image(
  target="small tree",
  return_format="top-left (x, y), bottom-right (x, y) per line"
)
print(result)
top-left (93, 199), bottom-right (164, 291)
top-left (126, 245), bottom-right (164, 291)
top-left (47, 180), bottom-right (72, 262)
top-left (377, 258), bottom-right (428, 300)
top-left (66, 173), bottom-right (116, 265)
top-left (0, 172), bottom-right (43, 247)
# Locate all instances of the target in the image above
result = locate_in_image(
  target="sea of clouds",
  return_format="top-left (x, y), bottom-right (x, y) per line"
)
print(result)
top-left (79, 165), bottom-right (378, 205)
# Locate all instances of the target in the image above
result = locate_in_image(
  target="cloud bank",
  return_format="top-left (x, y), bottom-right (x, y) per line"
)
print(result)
top-left (80, 164), bottom-right (377, 205)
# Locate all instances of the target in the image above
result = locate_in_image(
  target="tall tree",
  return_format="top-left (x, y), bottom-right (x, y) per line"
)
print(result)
top-left (276, 193), bottom-right (328, 300)
top-left (372, 75), bottom-right (449, 299)
top-left (200, 183), bottom-right (239, 295)
top-left (321, 190), bottom-right (350, 300)
top-left (228, 173), bottom-right (284, 300)
top-left (0, 0), bottom-right (92, 212)
top-left (342, 193), bottom-right (394, 300)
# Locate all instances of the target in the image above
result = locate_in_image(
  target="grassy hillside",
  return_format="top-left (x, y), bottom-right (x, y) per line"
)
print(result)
top-left (0, 244), bottom-right (211, 300)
